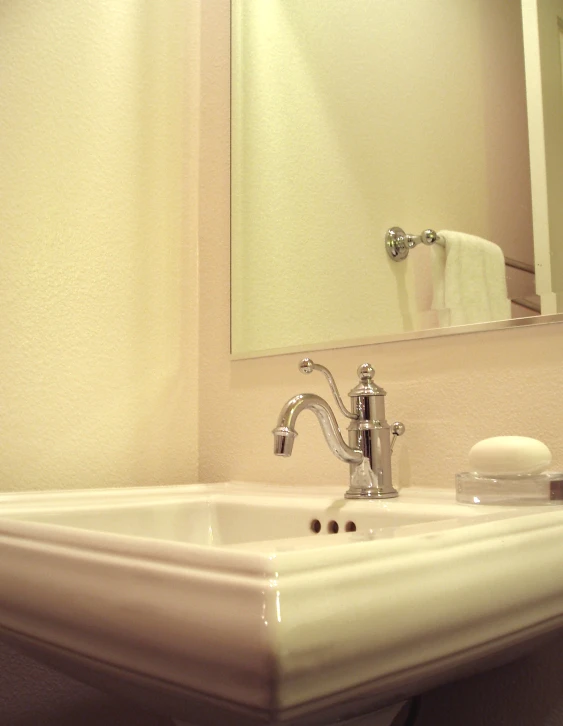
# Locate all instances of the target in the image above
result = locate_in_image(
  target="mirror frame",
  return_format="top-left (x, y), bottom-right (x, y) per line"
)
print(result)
top-left (230, 312), bottom-right (563, 360)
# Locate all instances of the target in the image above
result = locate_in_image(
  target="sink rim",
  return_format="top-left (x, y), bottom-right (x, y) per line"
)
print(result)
top-left (0, 482), bottom-right (556, 576)
top-left (2, 482), bottom-right (563, 723)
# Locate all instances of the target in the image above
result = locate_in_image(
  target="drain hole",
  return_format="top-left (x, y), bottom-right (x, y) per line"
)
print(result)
top-left (345, 521), bottom-right (357, 532)
top-left (310, 519), bottom-right (321, 533)
top-left (328, 520), bottom-right (339, 534)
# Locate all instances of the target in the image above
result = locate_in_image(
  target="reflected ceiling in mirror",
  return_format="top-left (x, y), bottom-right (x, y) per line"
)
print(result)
top-left (231, 0), bottom-right (558, 358)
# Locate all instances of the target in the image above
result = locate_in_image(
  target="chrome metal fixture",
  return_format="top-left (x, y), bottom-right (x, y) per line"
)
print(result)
top-left (273, 358), bottom-right (405, 499)
top-left (385, 226), bottom-right (444, 261)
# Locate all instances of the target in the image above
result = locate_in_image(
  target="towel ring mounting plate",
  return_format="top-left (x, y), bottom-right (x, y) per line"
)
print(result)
top-left (385, 227), bottom-right (442, 262)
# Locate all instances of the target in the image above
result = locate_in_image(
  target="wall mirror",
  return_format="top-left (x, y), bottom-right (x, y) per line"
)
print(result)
top-left (231, 0), bottom-right (563, 359)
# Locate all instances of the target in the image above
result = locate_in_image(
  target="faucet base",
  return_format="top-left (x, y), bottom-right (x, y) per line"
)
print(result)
top-left (344, 487), bottom-right (399, 500)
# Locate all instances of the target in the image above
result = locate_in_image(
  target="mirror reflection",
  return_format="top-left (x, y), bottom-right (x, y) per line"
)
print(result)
top-left (231, 0), bottom-right (560, 357)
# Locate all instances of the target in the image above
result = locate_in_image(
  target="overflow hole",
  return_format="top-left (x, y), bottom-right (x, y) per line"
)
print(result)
top-left (328, 520), bottom-right (339, 534)
top-left (310, 519), bottom-right (321, 533)
top-left (345, 521), bottom-right (357, 532)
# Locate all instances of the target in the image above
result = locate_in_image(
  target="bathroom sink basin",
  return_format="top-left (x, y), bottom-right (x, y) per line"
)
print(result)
top-left (1, 482), bottom-right (563, 726)
top-left (0, 486), bottom-right (485, 548)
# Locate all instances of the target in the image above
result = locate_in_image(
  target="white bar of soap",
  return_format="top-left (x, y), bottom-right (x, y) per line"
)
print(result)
top-left (469, 436), bottom-right (552, 477)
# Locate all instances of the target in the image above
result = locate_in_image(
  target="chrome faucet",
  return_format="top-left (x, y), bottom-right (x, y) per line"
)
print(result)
top-left (273, 358), bottom-right (405, 499)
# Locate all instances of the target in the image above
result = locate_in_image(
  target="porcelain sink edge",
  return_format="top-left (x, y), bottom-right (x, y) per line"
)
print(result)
top-left (2, 505), bottom-right (563, 714)
top-left (0, 481), bottom-right (466, 508)
top-left (0, 482), bottom-right (487, 560)
top-left (0, 481), bottom-right (540, 523)
top-left (0, 484), bottom-right (561, 579)
top-left (0, 493), bottom-right (562, 584)
top-left (3, 485), bottom-right (563, 714)
top-left (0, 489), bottom-right (556, 571)
top-left (1, 614), bottom-right (561, 726)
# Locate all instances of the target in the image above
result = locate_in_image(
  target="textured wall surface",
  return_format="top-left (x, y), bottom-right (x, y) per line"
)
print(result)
top-left (0, 641), bottom-right (171, 726)
top-left (0, 0), bottom-right (200, 491)
top-left (4, 635), bottom-right (563, 726)
top-left (0, 0), bottom-right (200, 719)
top-left (416, 635), bottom-right (563, 725)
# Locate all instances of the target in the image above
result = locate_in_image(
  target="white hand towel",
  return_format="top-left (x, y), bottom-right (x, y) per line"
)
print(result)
top-left (431, 230), bottom-right (511, 327)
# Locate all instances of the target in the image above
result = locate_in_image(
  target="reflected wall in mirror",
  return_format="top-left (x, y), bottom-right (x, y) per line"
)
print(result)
top-left (231, 0), bottom-right (562, 358)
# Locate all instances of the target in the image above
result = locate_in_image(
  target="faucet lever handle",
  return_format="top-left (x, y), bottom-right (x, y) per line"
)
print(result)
top-left (390, 421), bottom-right (406, 453)
top-left (299, 358), bottom-right (358, 420)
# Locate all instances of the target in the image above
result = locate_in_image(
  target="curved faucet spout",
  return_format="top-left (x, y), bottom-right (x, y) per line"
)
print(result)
top-left (273, 393), bottom-right (363, 464)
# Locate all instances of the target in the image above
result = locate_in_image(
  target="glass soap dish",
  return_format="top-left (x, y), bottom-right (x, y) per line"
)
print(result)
top-left (456, 471), bottom-right (563, 505)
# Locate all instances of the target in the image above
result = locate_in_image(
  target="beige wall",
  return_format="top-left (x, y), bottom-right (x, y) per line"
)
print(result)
top-left (201, 0), bottom-right (563, 491)
top-left (231, 0), bottom-right (533, 355)
top-left (0, 0), bottom-right (200, 491)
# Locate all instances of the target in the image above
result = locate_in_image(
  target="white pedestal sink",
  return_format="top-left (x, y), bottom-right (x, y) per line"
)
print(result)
top-left (0, 482), bottom-right (563, 725)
